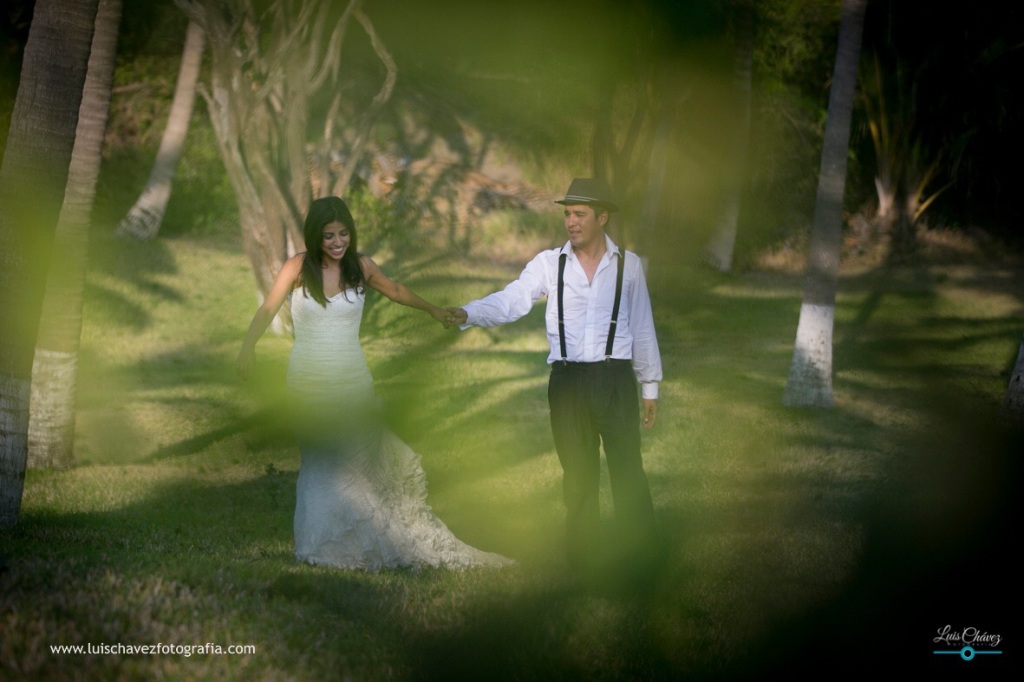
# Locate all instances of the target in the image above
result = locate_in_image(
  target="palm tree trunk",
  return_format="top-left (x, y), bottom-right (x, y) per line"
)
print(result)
top-left (115, 19), bottom-right (204, 240)
top-left (28, 0), bottom-right (123, 469)
top-left (782, 0), bottom-right (867, 408)
top-left (0, 0), bottom-right (99, 527)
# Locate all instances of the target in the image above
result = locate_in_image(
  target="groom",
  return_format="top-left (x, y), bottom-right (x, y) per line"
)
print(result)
top-left (446, 178), bottom-right (663, 573)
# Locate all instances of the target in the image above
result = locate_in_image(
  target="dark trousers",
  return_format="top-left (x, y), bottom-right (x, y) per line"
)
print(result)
top-left (548, 360), bottom-right (657, 568)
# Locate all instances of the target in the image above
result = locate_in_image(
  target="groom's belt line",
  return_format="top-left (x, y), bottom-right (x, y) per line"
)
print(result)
top-left (554, 359), bottom-right (632, 368)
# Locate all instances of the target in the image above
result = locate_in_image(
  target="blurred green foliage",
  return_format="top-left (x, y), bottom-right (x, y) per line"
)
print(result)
top-left (0, 3), bottom-right (1020, 677)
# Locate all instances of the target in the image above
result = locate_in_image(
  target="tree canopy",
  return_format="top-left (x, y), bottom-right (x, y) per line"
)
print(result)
top-left (1, 0), bottom-right (1022, 257)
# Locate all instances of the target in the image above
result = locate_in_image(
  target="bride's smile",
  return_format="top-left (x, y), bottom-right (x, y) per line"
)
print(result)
top-left (321, 221), bottom-right (350, 262)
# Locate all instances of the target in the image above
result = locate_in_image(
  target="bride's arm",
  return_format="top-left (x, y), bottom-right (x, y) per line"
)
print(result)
top-left (237, 254), bottom-right (304, 378)
top-left (359, 255), bottom-right (447, 325)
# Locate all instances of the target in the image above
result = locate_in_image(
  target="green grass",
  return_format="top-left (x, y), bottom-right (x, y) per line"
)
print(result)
top-left (2, 228), bottom-right (1021, 679)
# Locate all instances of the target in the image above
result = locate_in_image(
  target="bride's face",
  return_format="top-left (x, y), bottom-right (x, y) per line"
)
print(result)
top-left (321, 221), bottom-right (351, 263)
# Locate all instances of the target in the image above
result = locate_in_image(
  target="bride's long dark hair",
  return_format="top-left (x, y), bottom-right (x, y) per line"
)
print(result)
top-left (300, 196), bottom-right (364, 306)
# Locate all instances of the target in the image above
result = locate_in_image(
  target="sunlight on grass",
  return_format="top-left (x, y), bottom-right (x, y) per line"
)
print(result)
top-left (3, 228), bottom-right (1020, 678)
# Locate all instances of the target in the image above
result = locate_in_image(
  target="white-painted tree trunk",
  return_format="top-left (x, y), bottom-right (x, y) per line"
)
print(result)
top-left (28, 351), bottom-right (78, 468)
top-left (1002, 333), bottom-right (1024, 420)
top-left (28, 0), bottom-right (123, 469)
top-left (782, 303), bottom-right (835, 407)
top-left (115, 19), bottom-right (204, 240)
top-left (0, 0), bottom-right (99, 526)
top-left (782, 0), bottom-right (866, 408)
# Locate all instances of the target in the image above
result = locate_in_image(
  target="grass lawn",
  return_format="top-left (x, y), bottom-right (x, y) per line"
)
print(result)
top-left (1, 229), bottom-right (1020, 680)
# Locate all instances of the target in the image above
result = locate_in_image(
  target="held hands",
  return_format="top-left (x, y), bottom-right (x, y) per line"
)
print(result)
top-left (427, 305), bottom-right (451, 327)
top-left (427, 305), bottom-right (466, 328)
top-left (442, 306), bottom-right (468, 328)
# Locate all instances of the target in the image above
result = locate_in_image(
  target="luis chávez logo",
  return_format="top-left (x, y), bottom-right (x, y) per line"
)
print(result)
top-left (932, 625), bottom-right (1003, 661)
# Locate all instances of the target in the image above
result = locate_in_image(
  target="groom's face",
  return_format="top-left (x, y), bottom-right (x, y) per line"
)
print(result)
top-left (563, 204), bottom-right (607, 251)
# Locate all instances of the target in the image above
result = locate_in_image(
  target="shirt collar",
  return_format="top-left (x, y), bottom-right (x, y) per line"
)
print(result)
top-left (559, 234), bottom-right (621, 262)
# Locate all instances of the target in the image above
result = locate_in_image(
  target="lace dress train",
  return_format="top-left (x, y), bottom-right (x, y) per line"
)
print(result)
top-left (287, 288), bottom-right (509, 570)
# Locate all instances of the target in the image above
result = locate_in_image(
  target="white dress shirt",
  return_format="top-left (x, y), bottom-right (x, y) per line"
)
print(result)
top-left (462, 235), bottom-right (662, 399)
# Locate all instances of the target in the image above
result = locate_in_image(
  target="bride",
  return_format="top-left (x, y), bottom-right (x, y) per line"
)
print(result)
top-left (237, 196), bottom-right (509, 570)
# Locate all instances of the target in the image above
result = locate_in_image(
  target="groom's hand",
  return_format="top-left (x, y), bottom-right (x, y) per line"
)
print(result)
top-left (642, 399), bottom-right (657, 429)
top-left (443, 307), bottom-right (468, 328)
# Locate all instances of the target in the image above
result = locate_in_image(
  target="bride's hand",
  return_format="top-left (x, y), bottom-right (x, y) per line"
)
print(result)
top-left (428, 305), bottom-right (453, 327)
top-left (236, 346), bottom-right (255, 379)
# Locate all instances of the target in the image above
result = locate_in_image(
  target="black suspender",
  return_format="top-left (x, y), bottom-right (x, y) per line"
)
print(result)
top-left (557, 253), bottom-right (568, 362)
top-left (606, 251), bottom-right (625, 360)
top-left (557, 250), bottom-right (625, 363)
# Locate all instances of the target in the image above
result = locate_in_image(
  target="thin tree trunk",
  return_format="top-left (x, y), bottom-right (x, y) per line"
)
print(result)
top-left (639, 106), bottom-right (672, 259)
top-left (783, 0), bottom-right (867, 408)
top-left (177, 0), bottom-right (393, 335)
top-left (0, 0), bottom-right (99, 527)
top-left (28, 0), bottom-right (122, 469)
top-left (115, 19), bottom-right (204, 240)
top-left (330, 8), bottom-right (397, 193)
top-left (703, 0), bottom-right (753, 272)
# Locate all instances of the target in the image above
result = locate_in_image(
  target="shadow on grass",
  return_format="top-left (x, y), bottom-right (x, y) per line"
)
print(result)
top-left (732, 410), bottom-right (1021, 677)
top-left (82, 280), bottom-right (155, 331)
top-left (16, 239), bottom-right (1020, 678)
top-left (2, 469), bottom-right (700, 679)
top-left (141, 407), bottom-right (288, 462)
top-left (8, 412), bottom-right (1016, 679)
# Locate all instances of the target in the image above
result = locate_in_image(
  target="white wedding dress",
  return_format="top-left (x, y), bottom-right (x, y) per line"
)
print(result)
top-left (286, 287), bottom-right (510, 570)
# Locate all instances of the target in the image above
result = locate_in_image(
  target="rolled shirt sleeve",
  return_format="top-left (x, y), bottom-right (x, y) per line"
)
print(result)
top-left (626, 254), bottom-right (662, 399)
